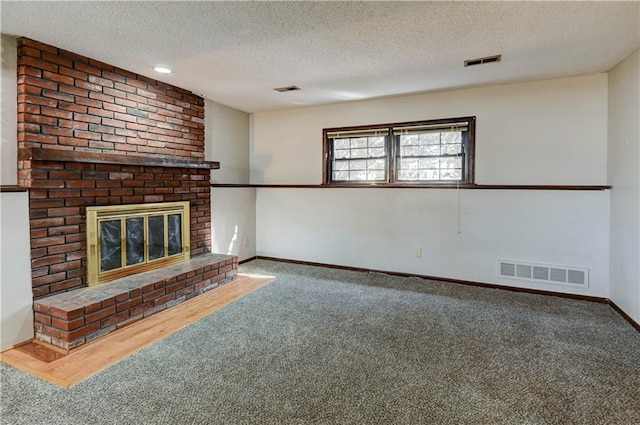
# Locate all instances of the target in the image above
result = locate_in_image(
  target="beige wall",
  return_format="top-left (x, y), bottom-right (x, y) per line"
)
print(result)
top-left (205, 100), bottom-right (256, 261)
top-left (251, 74), bottom-right (608, 185)
top-left (0, 192), bottom-right (33, 350)
top-left (608, 48), bottom-right (640, 323)
top-left (0, 36), bottom-right (33, 350)
top-left (252, 75), bottom-right (611, 297)
top-left (206, 100), bottom-right (251, 184)
top-left (1, 35), bottom-right (17, 185)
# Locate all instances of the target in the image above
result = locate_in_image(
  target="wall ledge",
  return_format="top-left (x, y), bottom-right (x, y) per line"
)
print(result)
top-left (0, 185), bottom-right (28, 192)
top-left (211, 183), bottom-right (611, 191)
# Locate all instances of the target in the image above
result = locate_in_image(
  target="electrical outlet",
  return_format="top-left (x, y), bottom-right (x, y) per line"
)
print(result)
top-left (415, 248), bottom-right (422, 258)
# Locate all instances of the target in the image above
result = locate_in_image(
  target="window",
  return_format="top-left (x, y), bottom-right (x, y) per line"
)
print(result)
top-left (324, 116), bottom-right (475, 185)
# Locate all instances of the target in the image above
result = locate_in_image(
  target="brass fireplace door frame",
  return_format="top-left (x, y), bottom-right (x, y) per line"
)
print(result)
top-left (86, 201), bottom-right (191, 286)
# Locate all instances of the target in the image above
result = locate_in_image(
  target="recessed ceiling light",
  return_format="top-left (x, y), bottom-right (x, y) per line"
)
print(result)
top-left (151, 66), bottom-right (172, 74)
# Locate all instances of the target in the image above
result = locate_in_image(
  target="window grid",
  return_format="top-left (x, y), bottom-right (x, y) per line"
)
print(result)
top-left (396, 131), bottom-right (464, 182)
top-left (331, 136), bottom-right (387, 182)
top-left (324, 117), bottom-right (475, 185)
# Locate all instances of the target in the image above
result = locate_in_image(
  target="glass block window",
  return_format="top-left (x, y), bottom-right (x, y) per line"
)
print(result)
top-left (324, 117), bottom-right (475, 185)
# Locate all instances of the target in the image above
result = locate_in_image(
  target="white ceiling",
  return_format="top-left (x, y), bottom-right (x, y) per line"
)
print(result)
top-left (2, 1), bottom-right (639, 113)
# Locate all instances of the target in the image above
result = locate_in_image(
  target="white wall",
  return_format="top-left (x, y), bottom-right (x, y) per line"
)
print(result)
top-left (0, 35), bottom-right (33, 350)
top-left (256, 189), bottom-right (610, 297)
top-left (206, 100), bottom-right (250, 184)
top-left (0, 192), bottom-right (34, 351)
top-left (251, 75), bottom-right (611, 297)
top-left (211, 187), bottom-right (256, 262)
top-left (1, 35), bottom-right (17, 185)
top-left (251, 75), bottom-right (608, 185)
top-left (608, 49), bottom-right (640, 323)
top-left (205, 100), bottom-right (256, 261)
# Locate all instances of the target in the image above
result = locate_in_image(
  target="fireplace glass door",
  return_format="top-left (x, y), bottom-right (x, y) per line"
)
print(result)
top-left (87, 202), bottom-right (190, 286)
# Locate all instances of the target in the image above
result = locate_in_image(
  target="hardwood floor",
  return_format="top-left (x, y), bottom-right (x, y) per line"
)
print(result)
top-left (0, 273), bottom-right (275, 388)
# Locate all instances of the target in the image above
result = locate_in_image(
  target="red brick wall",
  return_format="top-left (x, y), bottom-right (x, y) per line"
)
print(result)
top-left (15, 38), bottom-right (212, 299)
top-left (17, 38), bottom-right (204, 186)
top-left (29, 161), bottom-right (211, 298)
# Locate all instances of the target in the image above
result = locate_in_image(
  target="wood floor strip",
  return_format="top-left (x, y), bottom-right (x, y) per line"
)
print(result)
top-left (0, 273), bottom-right (275, 388)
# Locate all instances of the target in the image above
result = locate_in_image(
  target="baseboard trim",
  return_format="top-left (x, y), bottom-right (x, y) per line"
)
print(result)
top-left (608, 300), bottom-right (640, 332)
top-left (238, 256), bottom-right (258, 265)
top-left (250, 256), bottom-right (639, 332)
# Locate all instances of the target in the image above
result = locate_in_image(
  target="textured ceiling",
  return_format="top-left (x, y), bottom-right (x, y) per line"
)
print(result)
top-left (2, 1), bottom-right (639, 113)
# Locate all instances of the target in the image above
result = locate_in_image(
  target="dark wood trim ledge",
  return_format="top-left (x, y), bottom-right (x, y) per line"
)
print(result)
top-left (211, 183), bottom-right (611, 191)
top-left (252, 255), bottom-right (609, 303)
top-left (238, 256), bottom-right (258, 265)
top-left (19, 148), bottom-right (220, 170)
top-left (0, 185), bottom-right (28, 193)
top-left (245, 256), bottom-right (639, 332)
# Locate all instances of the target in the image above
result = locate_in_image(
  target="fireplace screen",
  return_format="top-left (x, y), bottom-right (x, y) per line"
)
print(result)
top-left (86, 202), bottom-right (190, 286)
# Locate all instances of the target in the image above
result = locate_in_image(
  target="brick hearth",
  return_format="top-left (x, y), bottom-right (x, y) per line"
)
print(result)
top-left (34, 253), bottom-right (238, 350)
top-left (15, 37), bottom-right (229, 349)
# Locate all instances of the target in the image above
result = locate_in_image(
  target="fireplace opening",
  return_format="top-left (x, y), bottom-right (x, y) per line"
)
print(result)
top-left (86, 201), bottom-right (191, 286)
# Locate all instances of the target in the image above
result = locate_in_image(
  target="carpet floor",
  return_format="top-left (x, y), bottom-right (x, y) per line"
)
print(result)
top-left (2, 259), bottom-right (639, 424)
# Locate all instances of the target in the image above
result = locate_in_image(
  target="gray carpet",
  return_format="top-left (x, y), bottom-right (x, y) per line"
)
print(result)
top-left (1, 259), bottom-right (639, 425)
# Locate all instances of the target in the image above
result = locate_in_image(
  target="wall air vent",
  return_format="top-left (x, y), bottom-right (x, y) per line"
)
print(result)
top-left (497, 259), bottom-right (588, 288)
top-left (274, 85), bottom-right (301, 92)
top-left (464, 54), bottom-right (502, 67)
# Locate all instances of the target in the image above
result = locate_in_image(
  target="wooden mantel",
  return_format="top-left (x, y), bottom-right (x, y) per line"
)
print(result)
top-left (18, 148), bottom-right (220, 170)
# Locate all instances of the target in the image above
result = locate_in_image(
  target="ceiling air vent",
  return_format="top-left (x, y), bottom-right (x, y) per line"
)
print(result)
top-left (274, 85), bottom-right (301, 92)
top-left (464, 54), bottom-right (502, 67)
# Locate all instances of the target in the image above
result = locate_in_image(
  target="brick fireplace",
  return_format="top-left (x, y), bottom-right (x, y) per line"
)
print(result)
top-left (16, 38), bottom-right (237, 349)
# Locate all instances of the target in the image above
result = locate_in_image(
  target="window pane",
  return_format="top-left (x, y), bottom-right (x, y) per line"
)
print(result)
top-left (368, 147), bottom-right (385, 157)
top-left (331, 135), bottom-right (387, 182)
top-left (442, 144), bottom-right (461, 155)
top-left (367, 170), bottom-right (385, 180)
top-left (334, 139), bottom-right (350, 149)
top-left (420, 170), bottom-right (440, 180)
top-left (333, 171), bottom-right (349, 180)
top-left (400, 146), bottom-right (420, 156)
top-left (419, 158), bottom-right (440, 169)
top-left (419, 145), bottom-right (441, 156)
top-left (423, 133), bottom-right (440, 144)
top-left (399, 170), bottom-right (418, 180)
top-left (368, 137), bottom-right (385, 147)
top-left (441, 169), bottom-right (462, 180)
top-left (441, 157), bottom-right (462, 169)
top-left (442, 131), bottom-right (461, 143)
top-left (333, 160), bottom-right (350, 171)
top-left (351, 148), bottom-right (368, 158)
top-left (350, 170), bottom-right (367, 180)
top-left (367, 159), bottom-right (385, 170)
top-left (400, 158), bottom-right (419, 170)
top-left (397, 129), bottom-right (464, 182)
top-left (334, 149), bottom-right (350, 159)
top-left (350, 160), bottom-right (366, 170)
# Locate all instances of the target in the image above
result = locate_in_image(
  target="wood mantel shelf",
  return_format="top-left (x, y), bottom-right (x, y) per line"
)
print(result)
top-left (18, 148), bottom-right (220, 170)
